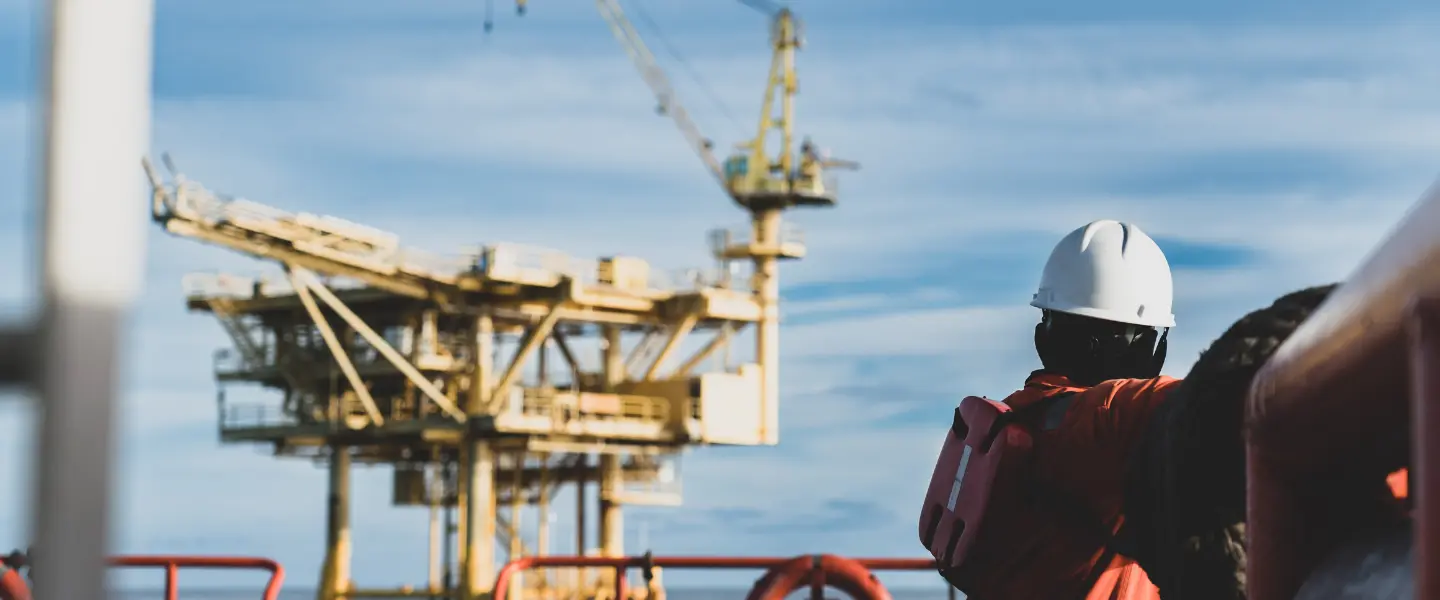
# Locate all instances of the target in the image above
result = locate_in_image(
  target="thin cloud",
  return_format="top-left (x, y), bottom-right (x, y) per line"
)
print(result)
top-left (0, 6), bottom-right (1437, 589)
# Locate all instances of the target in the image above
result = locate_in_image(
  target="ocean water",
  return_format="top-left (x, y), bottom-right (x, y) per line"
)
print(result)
top-left (109, 588), bottom-right (960, 600)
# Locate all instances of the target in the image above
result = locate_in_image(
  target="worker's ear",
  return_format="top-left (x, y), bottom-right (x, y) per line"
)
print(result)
top-left (1151, 328), bottom-right (1169, 375)
top-left (1034, 320), bottom-right (1056, 368)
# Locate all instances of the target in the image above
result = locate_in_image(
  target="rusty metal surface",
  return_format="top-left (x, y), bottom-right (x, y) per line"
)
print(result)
top-left (1294, 523), bottom-right (1413, 600)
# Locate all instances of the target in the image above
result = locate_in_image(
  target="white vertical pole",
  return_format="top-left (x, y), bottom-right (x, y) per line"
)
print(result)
top-left (30, 0), bottom-right (155, 598)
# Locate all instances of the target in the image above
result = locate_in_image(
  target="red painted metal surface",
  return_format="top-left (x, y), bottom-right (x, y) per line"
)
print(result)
top-left (108, 555), bottom-right (286, 600)
top-left (1245, 181), bottom-right (1440, 600)
top-left (491, 554), bottom-right (936, 600)
top-left (744, 555), bottom-right (894, 600)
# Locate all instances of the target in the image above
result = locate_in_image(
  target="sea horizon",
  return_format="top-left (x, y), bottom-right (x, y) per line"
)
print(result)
top-left (110, 586), bottom-right (960, 599)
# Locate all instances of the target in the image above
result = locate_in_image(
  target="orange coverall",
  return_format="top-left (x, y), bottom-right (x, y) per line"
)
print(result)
top-left (978, 371), bottom-right (1180, 600)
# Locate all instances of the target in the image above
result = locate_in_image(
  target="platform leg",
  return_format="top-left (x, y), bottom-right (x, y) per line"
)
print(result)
top-left (319, 444), bottom-right (352, 600)
top-left (462, 441), bottom-right (497, 600)
top-left (429, 464), bottom-right (443, 594)
top-left (577, 454), bottom-right (590, 594)
top-left (600, 454), bottom-right (624, 559)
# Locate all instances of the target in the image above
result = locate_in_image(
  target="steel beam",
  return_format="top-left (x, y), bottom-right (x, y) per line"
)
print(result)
top-left (490, 304), bottom-right (565, 412)
top-left (550, 330), bottom-right (584, 387)
top-left (673, 324), bottom-right (741, 377)
top-left (289, 267), bottom-right (384, 426)
top-left (163, 220), bottom-right (434, 299)
top-left (292, 267), bottom-right (466, 421)
top-left (624, 329), bottom-right (659, 376)
top-left (643, 312), bottom-right (699, 381)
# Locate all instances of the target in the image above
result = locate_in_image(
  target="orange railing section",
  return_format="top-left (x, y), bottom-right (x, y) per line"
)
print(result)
top-left (1246, 182), bottom-right (1440, 599)
top-left (492, 554), bottom-right (937, 600)
top-left (108, 555), bottom-right (286, 600)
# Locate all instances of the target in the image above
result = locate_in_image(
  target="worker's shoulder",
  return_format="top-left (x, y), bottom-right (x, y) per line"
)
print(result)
top-left (1081, 375), bottom-right (1182, 403)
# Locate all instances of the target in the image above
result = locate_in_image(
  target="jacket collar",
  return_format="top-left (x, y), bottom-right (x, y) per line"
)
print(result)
top-left (1024, 369), bottom-right (1082, 391)
top-left (1004, 370), bottom-right (1089, 411)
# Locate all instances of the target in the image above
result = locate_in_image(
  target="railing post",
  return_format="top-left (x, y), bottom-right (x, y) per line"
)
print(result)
top-left (164, 562), bottom-right (178, 600)
top-left (1411, 297), bottom-right (1440, 600)
top-left (808, 555), bottom-right (825, 600)
top-left (30, 1), bottom-right (156, 600)
top-left (110, 555), bottom-right (287, 600)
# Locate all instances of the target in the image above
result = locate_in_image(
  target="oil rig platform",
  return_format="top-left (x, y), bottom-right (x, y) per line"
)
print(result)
top-left (142, 3), bottom-right (856, 599)
top-left (149, 165), bottom-right (780, 599)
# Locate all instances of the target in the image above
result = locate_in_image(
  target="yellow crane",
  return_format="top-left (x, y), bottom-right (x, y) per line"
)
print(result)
top-left (593, 0), bottom-right (726, 187)
top-left (519, 0), bottom-right (858, 210)
top-left (583, 0), bottom-right (858, 450)
top-left (706, 1), bottom-right (860, 210)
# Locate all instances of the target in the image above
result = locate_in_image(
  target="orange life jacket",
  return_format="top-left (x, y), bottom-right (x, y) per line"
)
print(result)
top-left (0, 565), bottom-right (30, 600)
top-left (920, 373), bottom-right (1162, 600)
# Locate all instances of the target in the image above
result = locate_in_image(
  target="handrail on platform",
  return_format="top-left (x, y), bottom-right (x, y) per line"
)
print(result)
top-left (492, 554), bottom-right (937, 600)
top-left (109, 555), bottom-right (286, 600)
top-left (1246, 181), bottom-right (1440, 600)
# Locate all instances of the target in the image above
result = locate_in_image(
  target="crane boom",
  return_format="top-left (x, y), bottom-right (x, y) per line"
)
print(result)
top-left (594, 0), bottom-right (725, 186)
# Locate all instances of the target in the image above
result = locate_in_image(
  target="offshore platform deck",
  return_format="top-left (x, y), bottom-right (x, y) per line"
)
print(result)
top-left (177, 193), bottom-right (788, 450)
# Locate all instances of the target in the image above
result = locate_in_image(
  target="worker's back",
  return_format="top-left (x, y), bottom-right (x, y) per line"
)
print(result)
top-left (936, 373), bottom-right (1171, 600)
top-left (922, 219), bottom-right (1180, 600)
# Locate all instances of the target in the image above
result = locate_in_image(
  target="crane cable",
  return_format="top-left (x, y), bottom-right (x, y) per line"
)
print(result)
top-left (627, 0), bottom-right (746, 138)
top-left (734, 0), bottom-right (783, 17)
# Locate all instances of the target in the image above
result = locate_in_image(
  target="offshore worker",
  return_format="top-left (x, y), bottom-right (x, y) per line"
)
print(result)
top-left (926, 219), bottom-right (1341, 600)
top-left (932, 219), bottom-right (1179, 600)
top-left (1007, 219), bottom-right (1178, 598)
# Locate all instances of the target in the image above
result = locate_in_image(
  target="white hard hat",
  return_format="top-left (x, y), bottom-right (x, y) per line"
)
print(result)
top-left (1031, 220), bottom-right (1175, 328)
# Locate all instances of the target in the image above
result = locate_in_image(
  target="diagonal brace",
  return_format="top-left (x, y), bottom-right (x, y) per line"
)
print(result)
top-left (643, 312), bottom-right (699, 381)
top-left (489, 304), bottom-right (565, 412)
top-left (550, 331), bottom-right (584, 388)
top-left (673, 322), bottom-right (747, 377)
top-left (624, 330), bottom-right (659, 376)
top-left (291, 267), bottom-right (466, 422)
top-left (288, 268), bottom-right (385, 427)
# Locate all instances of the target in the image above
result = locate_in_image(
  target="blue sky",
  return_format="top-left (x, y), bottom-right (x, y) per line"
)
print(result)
top-left (2, 0), bottom-right (1440, 593)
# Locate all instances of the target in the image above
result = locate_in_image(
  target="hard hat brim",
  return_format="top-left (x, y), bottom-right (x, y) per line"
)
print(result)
top-left (1031, 298), bottom-right (1176, 328)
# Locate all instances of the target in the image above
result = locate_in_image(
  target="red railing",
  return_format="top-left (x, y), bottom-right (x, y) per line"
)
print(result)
top-left (492, 554), bottom-right (937, 600)
top-left (1246, 182), bottom-right (1440, 599)
top-left (108, 555), bottom-right (286, 600)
